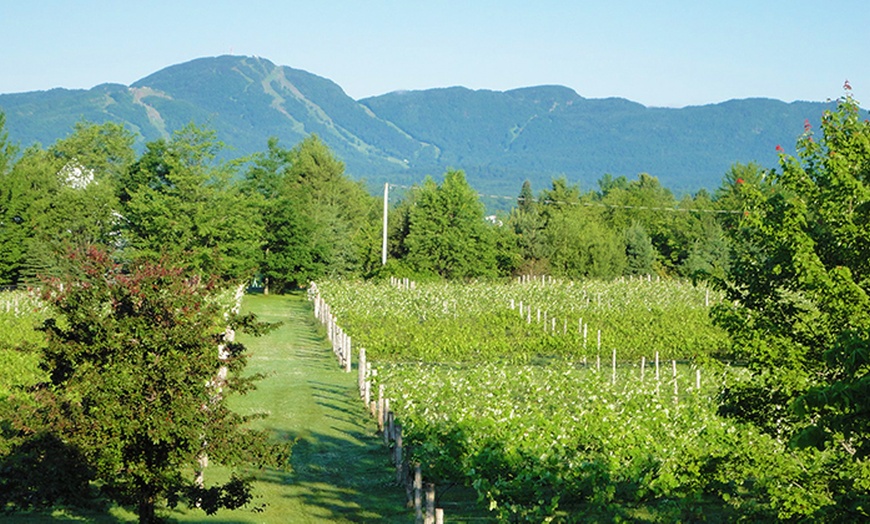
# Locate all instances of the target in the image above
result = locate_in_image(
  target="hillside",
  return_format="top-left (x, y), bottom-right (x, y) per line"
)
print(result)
top-left (0, 55), bottom-right (857, 195)
top-left (361, 87), bottom-right (830, 193)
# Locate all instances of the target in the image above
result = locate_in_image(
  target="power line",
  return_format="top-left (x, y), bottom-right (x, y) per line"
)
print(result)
top-left (385, 183), bottom-right (744, 215)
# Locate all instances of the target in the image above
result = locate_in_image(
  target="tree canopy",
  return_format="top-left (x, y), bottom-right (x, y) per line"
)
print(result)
top-left (712, 89), bottom-right (870, 519)
top-left (1, 247), bottom-right (285, 522)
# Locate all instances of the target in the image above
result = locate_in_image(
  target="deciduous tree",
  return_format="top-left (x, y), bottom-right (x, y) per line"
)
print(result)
top-left (2, 247), bottom-right (285, 522)
top-left (120, 124), bottom-right (262, 282)
top-left (714, 89), bottom-right (870, 519)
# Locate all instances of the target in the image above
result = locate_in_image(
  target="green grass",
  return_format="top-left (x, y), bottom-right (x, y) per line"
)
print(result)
top-left (5, 292), bottom-right (413, 523)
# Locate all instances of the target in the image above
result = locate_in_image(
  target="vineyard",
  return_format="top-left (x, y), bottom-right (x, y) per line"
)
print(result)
top-left (319, 276), bottom-right (729, 363)
top-left (314, 278), bottom-right (844, 522)
top-left (0, 291), bottom-right (48, 404)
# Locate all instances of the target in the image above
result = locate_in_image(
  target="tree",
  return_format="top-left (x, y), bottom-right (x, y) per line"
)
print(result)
top-left (713, 89), bottom-right (870, 519)
top-left (623, 222), bottom-right (655, 276)
top-left (2, 247), bottom-right (284, 522)
top-left (283, 135), bottom-right (375, 277)
top-left (120, 124), bottom-right (263, 282)
top-left (682, 219), bottom-right (730, 281)
top-left (0, 121), bottom-right (134, 285)
top-left (242, 136), bottom-right (375, 290)
top-left (509, 180), bottom-right (547, 275)
top-left (403, 170), bottom-right (498, 279)
top-left (543, 204), bottom-right (626, 279)
top-left (600, 173), bottom-right (681, 269)
top-left (529, 177), bottom-right (626, 279)
top-left (0, 112), bottom-right (15, 177)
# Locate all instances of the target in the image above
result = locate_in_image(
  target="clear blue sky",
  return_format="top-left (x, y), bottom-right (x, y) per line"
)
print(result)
top-left (1, 1), bottom-right (866, 107)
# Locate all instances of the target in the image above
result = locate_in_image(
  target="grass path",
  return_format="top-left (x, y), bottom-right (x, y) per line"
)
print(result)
top-left (182, 292), bottom-right (412, 523)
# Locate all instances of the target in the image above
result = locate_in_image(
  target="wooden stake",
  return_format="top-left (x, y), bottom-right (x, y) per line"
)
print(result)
top-left (414, 465), bottom-right (423, 524)
top-left (358, 348), bottom-right (366, 395)
top-left (395, 424), bottom-right (404, 484)
top-left (425, 483), bottom-right (435, 524)
top-left (612, 348), bottom-right (616, 385)
top-left (377, 384), bottom-right (385, 433)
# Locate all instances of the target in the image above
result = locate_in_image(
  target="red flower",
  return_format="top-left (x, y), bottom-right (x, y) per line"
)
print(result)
top-left (776, 145), bottom-right (784, 153)
top-left (736, 178), bottom-right (744, 185)
top-left (804, 119), bottom-right (811, 133)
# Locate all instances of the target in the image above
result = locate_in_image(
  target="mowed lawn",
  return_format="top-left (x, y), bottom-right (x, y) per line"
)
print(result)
top-left (8, 292), bottom-right (411, 523)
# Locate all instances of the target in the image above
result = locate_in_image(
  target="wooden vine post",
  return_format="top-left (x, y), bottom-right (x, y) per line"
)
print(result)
top-left (414, 464), bottom-right (423, 524)
top-left (424, 483), bottom-right (436, 524)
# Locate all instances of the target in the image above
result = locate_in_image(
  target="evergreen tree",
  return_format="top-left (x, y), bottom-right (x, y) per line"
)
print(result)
top-left (508, 180), bottom-right (547, 274)
top-left (242, 135), bottom-right (374, 290)
top-left (282, 135), bottom-right (374, 278)
top-left (404, 170), bottom-right (498, 279)
top-left (623, 222), bottom-right (655, 276)
top-left (0, 112), bottom-right (15, 177)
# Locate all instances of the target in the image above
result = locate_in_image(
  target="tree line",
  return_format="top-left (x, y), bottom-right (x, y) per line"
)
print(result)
top-left (0, 112), bottom-right (752, 290)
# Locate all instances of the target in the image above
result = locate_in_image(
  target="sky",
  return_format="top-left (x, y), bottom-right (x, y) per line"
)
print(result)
top-left (0, 1), bottom-right (866, 108)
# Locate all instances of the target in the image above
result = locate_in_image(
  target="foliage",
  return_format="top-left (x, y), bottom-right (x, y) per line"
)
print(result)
top-left (0, 291), bottom-right (49, 403)
top-left (0, 247), bottom-right (286, 522)
top-left (243, 135), bottom-right (377, 291)
top-left (0, 112), bottom-right (16, 176)
top-left (0, 121), bottom-right (134, 285)
top-left (120, 124), bottom-right (263, 282)
top-left (378, 360), bottom-right (840, 522)
top-left (713, 88), bottom-right (870, 518)
top-left (317, 278), bottom-right (728, 363)
top-left (400, 171), bottom-right (500, 279)
top-left (624, 222), bottom-right (656, 275)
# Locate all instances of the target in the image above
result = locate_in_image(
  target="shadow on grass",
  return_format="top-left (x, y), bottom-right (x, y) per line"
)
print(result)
top-left (0, 509), bottom-right (132, 523)
top-left (259, 427), bottom-right (411, 523)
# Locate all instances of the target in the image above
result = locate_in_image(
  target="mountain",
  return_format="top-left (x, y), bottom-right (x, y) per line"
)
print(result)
top-left (361, 87), bottom-right (832, 194)
top-left (1, 56), bottom-right (436, 182)
top-left (0, 55), bottom-right (857, 197)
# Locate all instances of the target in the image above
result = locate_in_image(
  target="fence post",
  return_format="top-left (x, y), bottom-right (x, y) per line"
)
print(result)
top-left (358, 348), bottom-right (366, 396)
top-left (612, 348), bottom-right (617, 385)
top-left (395, 424), bottom-right (404, 484)
top-left (425, 483), bottom-right (436, 524)
top-left (414, 464), bottom-right (423, 524)
top-left (377, 384), bottom-right (385, 433)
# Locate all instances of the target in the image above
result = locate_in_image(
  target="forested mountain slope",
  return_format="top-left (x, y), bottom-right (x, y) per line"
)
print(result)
top-left (0, 55), bottom-right (859, 193)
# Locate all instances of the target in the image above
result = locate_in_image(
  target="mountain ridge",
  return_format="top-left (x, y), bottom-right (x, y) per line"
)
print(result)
top-left (0, 55), bottom-right (859, 196)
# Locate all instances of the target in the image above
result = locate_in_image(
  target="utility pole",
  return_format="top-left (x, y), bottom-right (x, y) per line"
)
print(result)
top-left (382, 183), bottom-right (389, 265)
